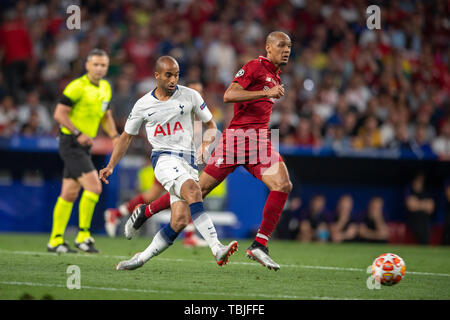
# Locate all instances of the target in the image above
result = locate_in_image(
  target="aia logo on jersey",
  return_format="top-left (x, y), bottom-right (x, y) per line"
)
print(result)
top-left (154, 121), bottom-right (184, 136)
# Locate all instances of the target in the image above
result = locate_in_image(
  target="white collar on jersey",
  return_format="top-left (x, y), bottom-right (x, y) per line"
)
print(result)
top-left (151, 86), bottom-right (179, 100)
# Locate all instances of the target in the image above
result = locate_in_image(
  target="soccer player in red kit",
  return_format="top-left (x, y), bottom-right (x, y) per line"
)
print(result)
top-left (127, 31), bottom-right (293, 271)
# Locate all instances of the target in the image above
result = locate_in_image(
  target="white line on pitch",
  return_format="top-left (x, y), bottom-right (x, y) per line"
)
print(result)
top-left (0, 280), bottom-right (361, 300)
top-left (0, 249), bottom-right (449, 277)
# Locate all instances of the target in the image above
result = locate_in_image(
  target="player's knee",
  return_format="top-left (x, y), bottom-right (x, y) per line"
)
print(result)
top-left (86, 184), bottom-right (102, 195)
top-left (171, 215), bottom-right (189, 232)
top-left (284, 180), bottom-right (293, 193)
top-left (272, 179), bottom-right (293, 193)
top-left (181, 181), bottom-right (202, 203)
top-left (60, 191), bottom-right (78, 203)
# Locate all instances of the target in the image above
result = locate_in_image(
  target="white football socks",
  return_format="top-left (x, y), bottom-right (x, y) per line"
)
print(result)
top-left (140, 224), bottom-right (179, 262)
top-left (192, 211), bottom-right (222, 256)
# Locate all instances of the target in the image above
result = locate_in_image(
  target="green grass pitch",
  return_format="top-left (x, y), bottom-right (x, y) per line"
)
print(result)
top-left (0, 232), bottom-right (449, 300)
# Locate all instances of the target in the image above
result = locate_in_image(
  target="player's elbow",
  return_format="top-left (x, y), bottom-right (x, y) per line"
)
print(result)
top-left (223, 94), bottom-right (231, 103)
top-left (223, 89), bottom-right (234, 103)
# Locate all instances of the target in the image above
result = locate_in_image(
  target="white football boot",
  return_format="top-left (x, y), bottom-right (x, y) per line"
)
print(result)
top-left (214, 240), bottom-right (238, 266)
top-left (115, 252), bottom-right (144, 270)
top-left (246, 241), bottom-right (280, 271)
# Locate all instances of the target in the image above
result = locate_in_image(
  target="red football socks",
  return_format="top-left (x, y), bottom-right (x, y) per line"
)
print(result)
top-left (125, 193), bottom-right (145, 215)
top-left (255, 191), bottom-right (289, 247)
top-left (146, 193), bottom-right (171, 218)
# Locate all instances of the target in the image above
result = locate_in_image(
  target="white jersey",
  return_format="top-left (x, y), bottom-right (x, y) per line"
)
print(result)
top-left (124, 85), bottom-right (213, 156)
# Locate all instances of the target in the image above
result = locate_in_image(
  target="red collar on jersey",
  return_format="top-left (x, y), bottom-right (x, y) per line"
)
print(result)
top-left (258, 55), bottom-right (282, 75)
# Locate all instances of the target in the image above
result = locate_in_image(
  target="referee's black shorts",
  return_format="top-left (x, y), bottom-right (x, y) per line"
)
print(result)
top-left (58, 132), bottom-right (96, 179)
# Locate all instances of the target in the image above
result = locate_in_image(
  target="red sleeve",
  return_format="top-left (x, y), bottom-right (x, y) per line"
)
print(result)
top-left (232, 61), bottom-right (257, 89)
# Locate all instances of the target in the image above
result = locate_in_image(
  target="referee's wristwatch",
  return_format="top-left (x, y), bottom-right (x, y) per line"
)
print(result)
top-left (73, 129), bottom-right (82, 138)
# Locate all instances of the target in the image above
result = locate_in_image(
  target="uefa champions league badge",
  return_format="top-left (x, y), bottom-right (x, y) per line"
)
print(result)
top-left (235, 69), bottom-right (244, 77)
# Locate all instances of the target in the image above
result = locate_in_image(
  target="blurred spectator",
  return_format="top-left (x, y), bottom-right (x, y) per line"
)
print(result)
top-left (326, 94), bottom-right (349, 126)
top-left (0, 96), bottom-right (18, 136)
top-left (379, 103), bottom-right (406, 146)
top-left (405, 173), bottom-right (435, 245)
top-left (0, 0), bottom-right (446, 159)
top-left (270, 108), bottom-right (297, 143)
top-left (344, 73), bottom-right (371, 114)
top-left (342, 110), bottom-right (358, 137)
top-left (17, 91), bottom-right (52, 134)
top-left (353, 115), bottom-right (383, 149)
top-left (408, 106), bottom-right (436, 142)
top-left (123, 25), bottom-right (157, 82)
top-left (274, 195), bottom-right (302, 240)
top-left (233, 10), bottom-right (264, 45)
top-left (314, 74), bottom-right (338, 121)
top-left (410, 123), bottom-right (434, 157)
top-left (293, 116), bottom-right (321, 147)
top-left (0, 9), bottom-right (34, 100)
top-left (358, 197), bottom-right (389, 243)
top-left (205, 30), bottom-right (237, 87)
top-left (386, 122), bottom-right (413, 151)
top-left (40, 43), bottom-right (69, 103)
top-left (432, 120), bottom-right (450, 160)
top-left (0, 73), bottom-right (6, 100)
top-left (20, 110), bottom-right (45, 136)
top-left (110, 76), bottom-right (136, 125)
top-left (323, 122), bottom-right (353, 151)
top-left (330, 194), bottom-right (358, 243)
top-left (298, 194), bottom-right (330, 242)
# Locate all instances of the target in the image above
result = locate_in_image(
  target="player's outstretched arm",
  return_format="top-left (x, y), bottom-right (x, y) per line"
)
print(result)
top-left (223, 82), bottom-right (284, 103)
top-left (99, 132), bottom-right (134, 184)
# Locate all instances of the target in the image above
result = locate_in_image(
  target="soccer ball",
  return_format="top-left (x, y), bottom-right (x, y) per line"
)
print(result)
top-left (371, 253), bottom-right (406, 286)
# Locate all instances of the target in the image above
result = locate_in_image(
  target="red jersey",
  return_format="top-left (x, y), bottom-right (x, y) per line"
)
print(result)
top-left (204, 56), bottom-right (285, 182)
top-left (228, 56), bottom-right (282, 130)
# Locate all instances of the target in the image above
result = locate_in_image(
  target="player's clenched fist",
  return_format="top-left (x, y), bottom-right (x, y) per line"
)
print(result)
top-left (99, 166), bottom-right (114, 184)
top-left (265, 84), bottom-right (284, 99)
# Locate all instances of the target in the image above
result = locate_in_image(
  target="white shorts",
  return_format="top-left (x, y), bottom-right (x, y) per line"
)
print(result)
top-left (154, 154), bottom-right (199, 204)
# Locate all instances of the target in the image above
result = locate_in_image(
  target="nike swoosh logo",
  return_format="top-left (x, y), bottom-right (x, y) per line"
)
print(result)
top-left (148, 112), bottom-right (156, 117)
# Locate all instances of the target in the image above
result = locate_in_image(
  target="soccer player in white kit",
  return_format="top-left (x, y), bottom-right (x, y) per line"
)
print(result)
top-left (99, 56), bottom-right (238, 270)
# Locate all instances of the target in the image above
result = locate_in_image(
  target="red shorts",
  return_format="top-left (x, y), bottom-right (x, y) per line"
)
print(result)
top-left (203, 129), bottom-right (283, 182)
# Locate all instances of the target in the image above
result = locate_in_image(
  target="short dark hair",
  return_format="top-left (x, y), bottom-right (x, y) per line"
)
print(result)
top-left (87, 48), bottom-right (108, 61)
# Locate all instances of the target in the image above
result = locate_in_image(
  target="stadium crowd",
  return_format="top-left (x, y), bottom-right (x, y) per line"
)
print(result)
top-left (0, 0), bottom-right (448, 157)
top-left (0, 0), bottom-right (449, 244)
top-left (276, 172), bottom-right (450, 245)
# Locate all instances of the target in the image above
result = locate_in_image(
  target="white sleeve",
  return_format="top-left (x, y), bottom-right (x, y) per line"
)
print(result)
top-left (191, 90), bottom-right (213, 123)
top-left (124, 101), bottom-right (144, 135)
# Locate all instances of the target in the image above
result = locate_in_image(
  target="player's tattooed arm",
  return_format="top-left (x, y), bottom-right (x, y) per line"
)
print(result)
top-left (223, 82), bottom-right (284, 103)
